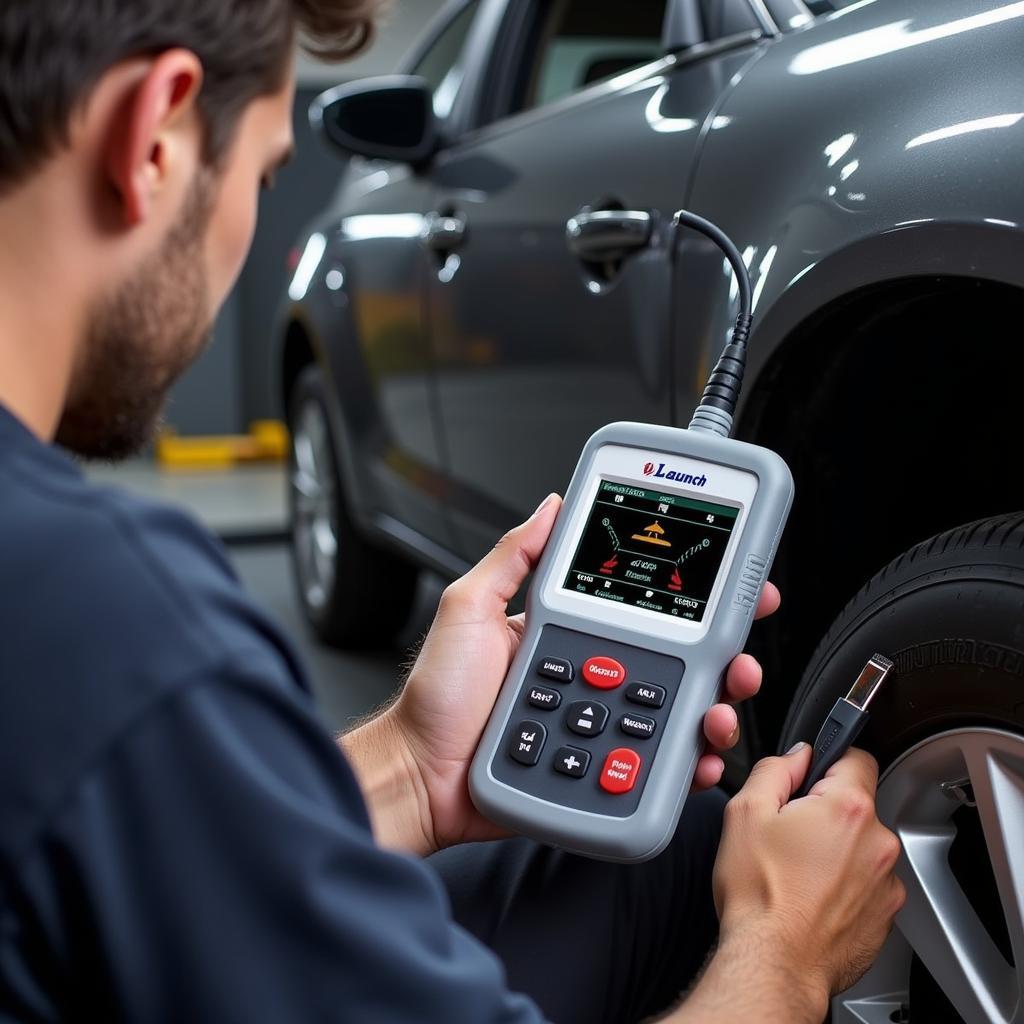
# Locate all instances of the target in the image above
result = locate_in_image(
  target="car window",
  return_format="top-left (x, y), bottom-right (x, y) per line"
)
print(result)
top-left (700, 0), bottom-right (760, 38)
top-left (804, 0), bottom-right (861, 12)
top-left (411, 0), bottom-right (482, 119)
top-left (520, 0), bottom-right (668, 112)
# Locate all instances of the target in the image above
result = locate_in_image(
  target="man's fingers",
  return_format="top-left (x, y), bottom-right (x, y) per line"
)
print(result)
top-left (811, 747), bottom-right (880, 798)
top-left (692, 753), bottom-right (726, 791)
top-left (443, 495), bottom-right (561, 615)
top-left (754, 582), bottom-right (780, 620)
top-left (704, 703), bottom-right (739, 750)
top-left (722, 653), bottom-right (762, 702)
top-left (736, 743), bottom-right (813, 812)
top-left (506, 613), bottom-right (527, 641)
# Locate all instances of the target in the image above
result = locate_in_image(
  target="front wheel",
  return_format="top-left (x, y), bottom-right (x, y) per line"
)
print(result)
top-left (781, 513), bottom-right (1024, 1023)
top-left (287, 365), bottom-right (419, 649)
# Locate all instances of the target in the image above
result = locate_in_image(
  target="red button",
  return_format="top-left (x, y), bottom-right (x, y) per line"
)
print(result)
top-left (600, 748), bottom-right (642, 794)
top-left (581, 656), bottom-right (626, 689)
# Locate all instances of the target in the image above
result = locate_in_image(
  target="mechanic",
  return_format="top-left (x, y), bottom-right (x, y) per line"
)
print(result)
top-left (0, 2), bottom-right (905, 1022)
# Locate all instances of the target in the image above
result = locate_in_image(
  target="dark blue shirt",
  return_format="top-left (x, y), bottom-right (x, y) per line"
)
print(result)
top-left (0, 404), bottom-right (542, 1023)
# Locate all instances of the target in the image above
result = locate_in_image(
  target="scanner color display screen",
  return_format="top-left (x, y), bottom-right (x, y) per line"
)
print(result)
top-left (562, 479), bottom-right (740, 622)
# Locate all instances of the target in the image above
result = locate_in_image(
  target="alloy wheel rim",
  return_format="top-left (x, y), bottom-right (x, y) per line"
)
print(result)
top-left (290, 400), bottom-right (338, 612)
top-left (834, 727), bottom-right (1024, 1024)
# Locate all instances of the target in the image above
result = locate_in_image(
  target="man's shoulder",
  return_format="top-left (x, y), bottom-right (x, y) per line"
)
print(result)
top-left (0, 462), bottom-right (308, 872)
top-left (1, 459), bottom-right (245, 662)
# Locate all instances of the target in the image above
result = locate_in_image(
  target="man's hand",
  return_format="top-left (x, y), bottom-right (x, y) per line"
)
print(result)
top-left (668, 745), bottom-right (905, 1023)
top-left (344, 494), bottom-right (780, 855)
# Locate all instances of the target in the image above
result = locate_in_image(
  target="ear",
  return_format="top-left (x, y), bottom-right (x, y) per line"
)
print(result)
top-left (104, 49), bottom-right (204, 227)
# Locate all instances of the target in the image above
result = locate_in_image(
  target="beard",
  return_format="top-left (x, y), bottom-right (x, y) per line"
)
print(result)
top-left (55, 174), bottom-right (216, 461)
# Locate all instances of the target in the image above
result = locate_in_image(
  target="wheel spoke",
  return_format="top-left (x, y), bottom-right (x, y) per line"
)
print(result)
top-left (295, 523), bottom-right (315, 585)
top-left (313, 518), bottom-right (338, 561)
top-left (312, 546), bottom-right (334, 598)
top-left (834, 928), bottom-right (911, 1023)
top-left (291, 468), bottom-right (320, 502)
top-left (307, 412), bottom-right (329, 475)
top-left (293, 430), bottom-right (317, 479)
top-left (963, 738), bottom-right (1024, 990)
top-left (833, 730), bottom-right (1024, 1024)
top-left (290, 396), bottom-right (340, 614)
top-left (896, 822), bottom-right (1016, 1023)
top-left (836, 994), bottom-right (907, 1024)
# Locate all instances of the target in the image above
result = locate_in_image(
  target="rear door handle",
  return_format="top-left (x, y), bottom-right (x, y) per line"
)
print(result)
top-left (565, 208), bottom-right (652, 261)
top-left (422, 211), bottom-right (467, 252)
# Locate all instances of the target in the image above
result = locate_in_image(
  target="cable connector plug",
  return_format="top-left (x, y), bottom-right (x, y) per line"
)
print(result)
top-left (794, 654), bottom-right (894, 799)
top-left (671, 209), bottom-right (755, 438)
top-left (688, 315), bottom-right (750, 437)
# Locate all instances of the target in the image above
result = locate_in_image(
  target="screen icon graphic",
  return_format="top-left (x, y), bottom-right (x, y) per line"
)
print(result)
top-left (631, 521), bottom-right (672, 548)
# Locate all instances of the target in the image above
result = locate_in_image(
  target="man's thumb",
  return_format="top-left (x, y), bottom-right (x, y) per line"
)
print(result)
top-left (741, 742), bottom-right (813, 810)
top-left (448, 494), bottom-right (561, 611)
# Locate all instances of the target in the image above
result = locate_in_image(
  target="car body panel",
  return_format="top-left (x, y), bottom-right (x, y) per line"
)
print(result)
top-left (290, 164), bottom-right (461, 564)
top-left (674, 0), bottom-right (1024, 424)
top-left (422, 34), bottom-right (765, 560)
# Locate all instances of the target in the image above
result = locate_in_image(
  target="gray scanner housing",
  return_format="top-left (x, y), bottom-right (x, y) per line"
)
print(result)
top-left (469, 422), bottom-right (794, 862)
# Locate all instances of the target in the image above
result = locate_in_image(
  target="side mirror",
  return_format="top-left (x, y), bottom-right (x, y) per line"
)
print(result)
top-left (310, 75), bottom-right (439, 165)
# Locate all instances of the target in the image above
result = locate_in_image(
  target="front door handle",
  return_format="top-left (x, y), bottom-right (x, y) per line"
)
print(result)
top-left (565, 208), bottom-right (652, 261)
top-left (422, 211), bottom-right (467, 252)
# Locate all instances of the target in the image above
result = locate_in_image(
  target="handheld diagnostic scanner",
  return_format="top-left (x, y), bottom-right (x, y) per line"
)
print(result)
top-left (469, 212), bottom-right (794, 862)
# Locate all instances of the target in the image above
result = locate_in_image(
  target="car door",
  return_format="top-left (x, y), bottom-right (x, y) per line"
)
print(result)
top-left (323, 0), bottom-right (484, 559)
top-left (422, 0), bottom-right (768, 561)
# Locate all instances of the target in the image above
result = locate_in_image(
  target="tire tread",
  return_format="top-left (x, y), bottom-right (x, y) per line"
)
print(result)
top-left (786, 511), bottom-right (1024, 740)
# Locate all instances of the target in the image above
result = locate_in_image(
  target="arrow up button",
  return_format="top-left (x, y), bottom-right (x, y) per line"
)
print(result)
top-left (565, 700), bottom-right (610, 737)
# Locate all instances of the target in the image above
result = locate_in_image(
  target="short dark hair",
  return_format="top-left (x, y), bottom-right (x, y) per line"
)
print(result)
top-left (0, 0), bottom-right (383, 190)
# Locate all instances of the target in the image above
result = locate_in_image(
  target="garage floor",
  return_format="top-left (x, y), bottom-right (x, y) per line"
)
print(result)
top-left (88, 460), bottom-right (289, 541)
top-left (87, 461), bottom-right (444, 733)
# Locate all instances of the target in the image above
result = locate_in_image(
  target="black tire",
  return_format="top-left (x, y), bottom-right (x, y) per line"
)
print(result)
top-left (286, 365), bottom-right (419, 649)
top-left (781, 512), bottom-right (1024, 1023)
top-left (781, 512), bottom-right (1024, 763)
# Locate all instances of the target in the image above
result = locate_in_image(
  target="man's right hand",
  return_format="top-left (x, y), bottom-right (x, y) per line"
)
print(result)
top-left (669, 744), bottom-right (905, 1023)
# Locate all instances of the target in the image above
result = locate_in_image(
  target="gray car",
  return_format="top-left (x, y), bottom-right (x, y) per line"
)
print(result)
top-left (278, 1), bottom-right (1024, 1018)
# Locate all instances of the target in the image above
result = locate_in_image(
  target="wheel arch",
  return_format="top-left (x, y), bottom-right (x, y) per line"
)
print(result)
top-left (735, 259), bottom-right (1024, 751)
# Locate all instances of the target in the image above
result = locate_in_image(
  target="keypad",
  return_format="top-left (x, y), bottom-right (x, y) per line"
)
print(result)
top-left (496, 625), bottom-right (684, 817)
